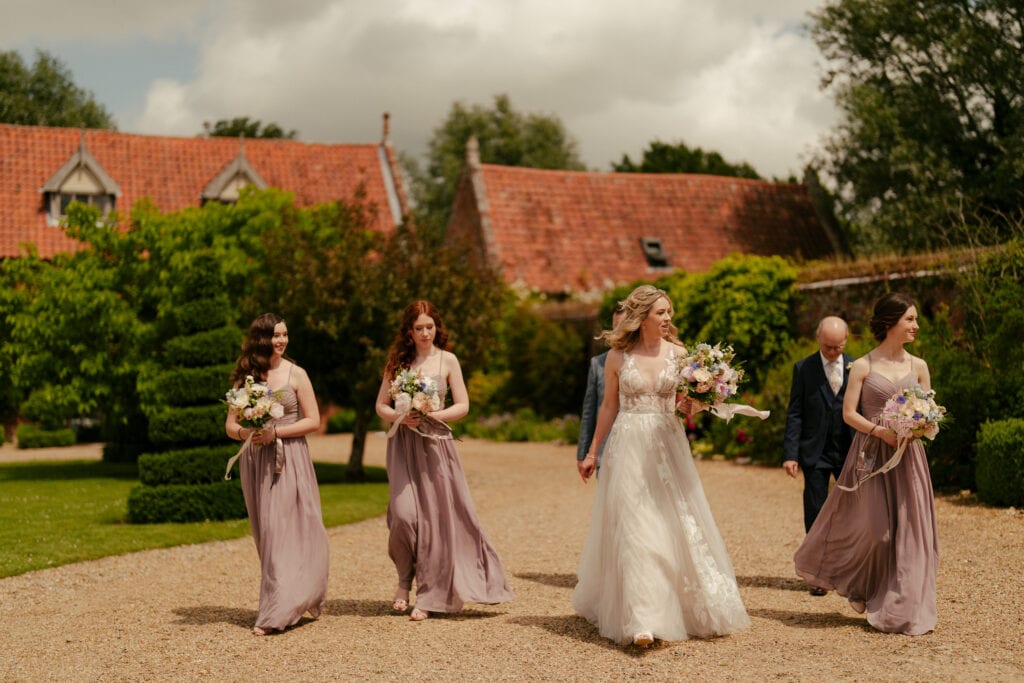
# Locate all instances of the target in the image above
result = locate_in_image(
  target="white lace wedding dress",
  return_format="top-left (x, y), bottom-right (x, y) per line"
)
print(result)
top-left (572, 349), bottom-right (750, 645)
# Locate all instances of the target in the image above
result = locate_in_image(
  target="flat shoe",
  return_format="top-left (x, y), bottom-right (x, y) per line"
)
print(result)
top-left (252, 626), bottom-right (268, 636)
top-left (409, 607), bottom-right (429, 621)
top-left (633, 632), bottom-right (653, 648)
top-left (809, 587), bottom-right (828, 596)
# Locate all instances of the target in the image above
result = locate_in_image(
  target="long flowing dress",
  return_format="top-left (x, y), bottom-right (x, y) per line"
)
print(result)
top-left (572, 350), bottom-right (750, 645)
top-left (794, 364), bottom-right (938, 635)
top-left (386, 372), bottom-right (514, 613)
top-left (238, 379), bottom-right (329, 632)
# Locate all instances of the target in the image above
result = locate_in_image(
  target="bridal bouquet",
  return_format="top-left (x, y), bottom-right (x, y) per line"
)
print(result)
top-left (224, 375), bottom-right (285, 430)
top-left (674, 343), bottom-right (768, 423)
top-left (389, 367), bottom-right (442, 415)
top-left (674, 342), bottom-right (744, 406)
top-left (881, 385), bottom-right (947, 440)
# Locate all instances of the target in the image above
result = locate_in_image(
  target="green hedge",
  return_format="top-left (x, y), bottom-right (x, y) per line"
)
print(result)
top-left (147, 404), bottom-right (226, 446)
top-left (975, 419), bottom-right (1024, 507)
top-left (138, 364), bottom-right (234, 410)
top-left (171, 298), bottom-right (232, 335)
top-left (163, 326), bottom-right (242, 368)
top-left (138, 443), bottom-right (240, 486)
top-left (15, 424), bottom-right (76, 449)
top-left (126, 480), bottom-right (247, 523)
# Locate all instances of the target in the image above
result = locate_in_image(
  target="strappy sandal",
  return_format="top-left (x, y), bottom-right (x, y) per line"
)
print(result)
top-left (409, 607), bottom-right (429, 621)
top-left (392, 598), bottom-right (408, 613)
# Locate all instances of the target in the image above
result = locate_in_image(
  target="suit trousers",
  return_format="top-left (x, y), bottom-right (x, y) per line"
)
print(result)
top-left (802, 460), bottom-right (845, 532)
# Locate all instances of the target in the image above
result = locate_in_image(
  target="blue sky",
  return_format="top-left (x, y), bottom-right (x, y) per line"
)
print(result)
top-left (2, 0), bottom-right (837, 178)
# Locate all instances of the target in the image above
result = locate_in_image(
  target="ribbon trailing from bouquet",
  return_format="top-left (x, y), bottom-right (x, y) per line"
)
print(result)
top-left (224, 431), bottom-right (285, 480)
top-left (836, 435), bottom-right (909, 492)
top-left (385, 408), bottom-right (454, 441)
top-left (709, 403), bottom-right (771, 422)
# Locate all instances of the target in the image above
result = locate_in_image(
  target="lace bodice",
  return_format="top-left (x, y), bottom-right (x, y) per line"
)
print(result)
top-left (618, 350), bottom-right (678, 414)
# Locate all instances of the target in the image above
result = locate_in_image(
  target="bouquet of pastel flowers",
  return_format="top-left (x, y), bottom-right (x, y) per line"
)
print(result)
top-left (674, 342), bottom-right (744, 406)
top-left (674, 342), bottom-right (768, 423)
top-left (881, 385), bottom-right (947, 440)
top-left (838, 384), bottom-right (946, 491)
top-left (386, 367), bottom-right (450, 439)
top-left (224, 375), bottom-right (285, 430)
top-left (222, 375), bottom-right (285, 480)
top-left (389, 367), bottom-right (442, 415)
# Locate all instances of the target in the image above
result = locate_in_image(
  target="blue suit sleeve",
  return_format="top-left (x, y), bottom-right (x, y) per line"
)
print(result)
top-left (577, 358), bottom-right (600, 461)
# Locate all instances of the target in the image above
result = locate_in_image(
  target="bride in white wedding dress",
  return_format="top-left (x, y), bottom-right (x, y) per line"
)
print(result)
top-left (573, 285), bottom-right (749, 647)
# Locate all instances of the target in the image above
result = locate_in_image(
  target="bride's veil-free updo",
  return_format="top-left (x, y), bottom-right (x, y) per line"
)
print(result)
top-left (599, 285), bottom-right (682, 352)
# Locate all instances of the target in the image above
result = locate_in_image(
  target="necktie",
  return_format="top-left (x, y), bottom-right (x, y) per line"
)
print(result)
top-left (828, 361), bottom-right (842, 395)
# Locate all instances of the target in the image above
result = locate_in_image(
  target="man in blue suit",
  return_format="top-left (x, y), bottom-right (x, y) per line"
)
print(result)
top-left (784, 316), bottom-right (854, 594)
top-left (576, 301), bottom-right (625, 480)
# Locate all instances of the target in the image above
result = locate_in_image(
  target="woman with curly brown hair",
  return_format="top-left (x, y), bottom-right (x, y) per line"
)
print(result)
top-left (225, 313), bottom-right (329, 636)
top-left (375, 300), bottom-right (513, 622)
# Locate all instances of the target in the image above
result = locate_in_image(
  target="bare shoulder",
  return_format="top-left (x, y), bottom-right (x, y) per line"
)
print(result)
top-left (849, 355), bottom-right (871, 376)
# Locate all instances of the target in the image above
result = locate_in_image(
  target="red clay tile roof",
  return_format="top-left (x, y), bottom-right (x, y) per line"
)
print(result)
top-left (0, 124), bottom-right (406, 259)
top-left (448, 162), bottom-right (840, 294)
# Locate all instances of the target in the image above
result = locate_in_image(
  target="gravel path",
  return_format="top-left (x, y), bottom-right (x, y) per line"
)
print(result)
top-left (2, 434), bottom-right (1022, 682)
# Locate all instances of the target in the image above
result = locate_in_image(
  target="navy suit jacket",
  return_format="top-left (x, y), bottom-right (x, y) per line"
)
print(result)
top-left (783, 352), bottom-right (855, 469)
top-left (577, 352), bottom-right (609, 463)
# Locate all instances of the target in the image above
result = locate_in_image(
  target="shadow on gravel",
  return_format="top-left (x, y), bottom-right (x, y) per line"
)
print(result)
top-left (322, 598), bottom-right (503, 621)
top-left (172, 605), bottom-right (257, 629)
top-left (509, 615), bottom-right (659, 658)
top-left (736, 575), bottom-right (808, 592)
top-left (748, 607), bottom-right (874, 631)
top-left (514, 572), bottom-right (577, 589)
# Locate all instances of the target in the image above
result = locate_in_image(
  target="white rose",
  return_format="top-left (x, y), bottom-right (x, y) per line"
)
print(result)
top-left (269, 403), bottom-right (285, 419)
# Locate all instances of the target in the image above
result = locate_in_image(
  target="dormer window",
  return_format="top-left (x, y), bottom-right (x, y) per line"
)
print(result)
top-left (202, 142), bottom-right (267, 205)
top-left (40, 134), bottom-right (121, 226)
top-left (639, 236), bottom-right (670, 268)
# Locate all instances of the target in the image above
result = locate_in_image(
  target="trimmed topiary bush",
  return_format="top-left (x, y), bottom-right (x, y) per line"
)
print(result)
top-left (127, 250), bottom-right (245, 524)
top-left (126, 480), bottom-right (246, 523)
top-left (15, 424), bottom-right (76, 449)
top-left (975, 418), bottom-right (1024, 507)
top-left (138, 444), bottom-right (240, 486)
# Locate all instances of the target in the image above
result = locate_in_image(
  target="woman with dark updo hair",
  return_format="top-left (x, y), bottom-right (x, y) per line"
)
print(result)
top-left (795, 292), bottom-right (939, 635)
top-left (225, 313), bottom-right (329, 636)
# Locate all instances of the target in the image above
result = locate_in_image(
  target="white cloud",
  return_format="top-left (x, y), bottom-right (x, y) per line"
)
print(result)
top-left (123, 0), bottom-right (837, 177)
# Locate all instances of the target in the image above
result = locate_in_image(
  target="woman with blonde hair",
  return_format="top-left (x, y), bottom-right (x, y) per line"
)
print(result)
top-left (573, 285), bottom-right (749, 648)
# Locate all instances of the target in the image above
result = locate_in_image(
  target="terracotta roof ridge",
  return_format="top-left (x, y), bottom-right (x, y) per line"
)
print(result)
top-left (476, 162), bottom-right (785, 186)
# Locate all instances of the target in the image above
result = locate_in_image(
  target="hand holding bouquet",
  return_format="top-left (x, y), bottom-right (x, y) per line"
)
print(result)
top-left (223, 375), bottom-right (285, 480)
top-left (881, 385), bottom-right (947, 441)
top-left (675, 343), bottom-right (744, 408)
top-left (224, 375), bottom-right (285, 431)
top-left (389, 367), bottom-right (442, 415)
top-left (674, 343), bottom-right (768, 423)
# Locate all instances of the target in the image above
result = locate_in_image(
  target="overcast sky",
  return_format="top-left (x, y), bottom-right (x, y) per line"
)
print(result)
top-left (2, 0), bottom-right (838, 178)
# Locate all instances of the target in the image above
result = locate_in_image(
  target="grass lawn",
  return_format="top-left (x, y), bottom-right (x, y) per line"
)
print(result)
top-left (0, 459), bottom-right (388, 579)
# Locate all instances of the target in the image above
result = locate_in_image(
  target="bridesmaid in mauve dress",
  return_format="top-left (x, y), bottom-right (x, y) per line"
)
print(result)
top-left (795, 293), bottom-right (939, 635)
top-left (375, 300), bottom-right (514, 622)
top-left (225, 313), bottom-right (329, 636)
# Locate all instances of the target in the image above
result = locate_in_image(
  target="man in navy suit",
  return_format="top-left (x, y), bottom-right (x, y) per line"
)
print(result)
top-left (784, 316), bottom-right (854, 594)
top-left (576, 301), bottom-right (625, 479)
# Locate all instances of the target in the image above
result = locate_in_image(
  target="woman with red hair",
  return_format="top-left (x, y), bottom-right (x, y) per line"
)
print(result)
top-left (375, 300), bottom-right (513, 622)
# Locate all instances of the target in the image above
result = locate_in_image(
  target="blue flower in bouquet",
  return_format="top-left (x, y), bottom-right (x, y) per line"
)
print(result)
top-left (389, 367), bottom-right (442, 415)
top-left (674, 342), bottom-right (745, 406)
top-left (881, 385), bottom-right (947, 440)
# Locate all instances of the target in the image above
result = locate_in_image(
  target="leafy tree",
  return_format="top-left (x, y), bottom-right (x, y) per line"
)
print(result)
top-left (202, 116), bottom-right (297, 139)
top-left (253, 194), bottom-right (508, 479)
top-left (0, 49), bottom-right (115, 129)
top-left (810, 0), bottom-right (1024, 253)
top-left (613, 140), bottom-right (761, 179)
top-left (414, 93), bottom-right (586, 235)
